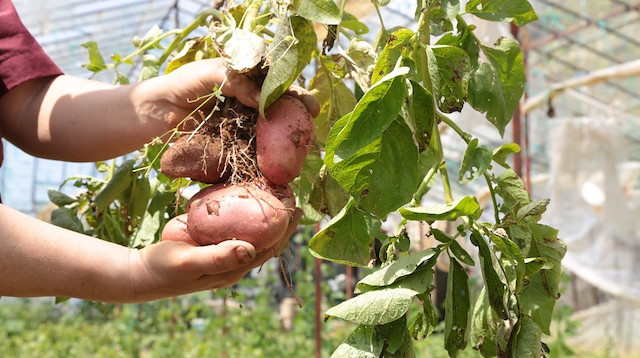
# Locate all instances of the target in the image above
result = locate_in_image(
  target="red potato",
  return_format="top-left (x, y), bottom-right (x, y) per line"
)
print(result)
top-left (185, 182), bottom-right (293, 252)
top-left (160, 133), bottom-right (230, 184)
top-left (257, 95), bottom-right (315, 185)
top-left (161, 214), bottom-right (199, 246)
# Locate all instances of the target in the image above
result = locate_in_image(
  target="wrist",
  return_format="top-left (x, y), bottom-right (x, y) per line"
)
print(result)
top-left (129, 78), bottom-right (176, 140)
top-left (125, 247), bottom-right (162, 303)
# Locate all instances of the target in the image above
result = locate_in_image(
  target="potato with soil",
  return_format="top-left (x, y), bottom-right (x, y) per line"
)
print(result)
top-left (160, 133), bottom-right (230, 184)
top-left (182, 182), bottom-right (294, 252)
top-left (257, 95), bottom-right (315, 185)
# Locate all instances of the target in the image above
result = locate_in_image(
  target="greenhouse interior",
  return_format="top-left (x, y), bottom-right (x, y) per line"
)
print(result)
top-left (1, 0), bottom-right (639, 357)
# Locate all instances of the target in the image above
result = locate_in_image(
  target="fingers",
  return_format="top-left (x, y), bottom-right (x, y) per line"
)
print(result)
top-left (181, 240), bottom-right (257, 275)
top-left (168, 59), bottom-right (319, 116)
top-left (221, 67), bottom-right (261, 108)
top-left (286, 85), bottom-right (321, 117)
top-left (161, 215), bottom-right (198, 246)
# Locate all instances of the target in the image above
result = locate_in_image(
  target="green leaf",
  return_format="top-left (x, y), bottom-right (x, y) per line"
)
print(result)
top-left (55, 296), bottom-right (71, 304)
top-left (399, 195), bottom-right (480, 221)
top-left (328, 67), bottom-right (408, 160)
top-left (130, 211), bottom-right (162, 248)
top-left (524, 257), bottom-right (552, 277)
top-left (138, 54), bottom-right (160, 81)
top-left (308, 166), bottom-right (351, 218)
top-left (94, 160), bottom-right (135, 210)
top-left (493, 143), bottom-right (521, 168)
top-left (355, 248), bottom-right (438, 293)
top-left (331, 325), bottom-right (383, 358)
top-left (469, 288), bottom-right (499, 357)
top-left (387, 267), bottom-right (435, 294)
top-left (81, 41), bottom-right (107, 72)
top-left (530, 224), bottom-right (565, 299)
top-left (489, 231), bottom-right (525, 293)
top-left (465, 0), bottom-right (538, 26)
top-left (373, 0), bottom-right (391, 6)
top-left (507, 316), bottom-right (542, 358)
top-left (218, 29), bottom-right (266, 72)
top-left (470, 230), bottom-right (508, 320)
top-left (293, 0), bottom-right (341, 25)
top-left (325, 287), bottom-right (418, 325)
top-left (48, 189), bottom-right (76, 207)
top-left (444, 258), bottom-right (470, 357)
top-left (459, 138), bottom-right (493, 184)
top-left (50, 207), bottom-right (84, 233)
top-left (327, 117), bottom-right (420, 219)
top-left (126, 177), bottom-right (151, 227)
top-left (147, 180), bottom-right (176, 215)
top-left (520, 274), bottom-right (557, 335)
top-left (100, 210), bottom-right (127, 245)
top-left (494, 169), bottom-right (530, 213)
top-left (371, 29), bottom-right (414, 85)
top-left (359, 119), bottom-right (420, 217)
top-left (132, 25), bottom-right (164, 49)
top-left (427, 7), bottom-right (453, 36)
top-left (468, 37), bottom-right (525, 136)
top-left (377, 315), bottom-right (408, 354)
top-left (432, 228), bottom-right (455, 244)
top-left (114, 69), bottom-right (130, 85)
top-left (409, 293), bottom-right (439, 340)
top-left (437, 21), bottom-right (479, 68)
top-left (259, 15), bottom-right (316, 117)
top-left (291, 150), bottom-right (326, 224)
top-left (165, 37), bottom-right (215, 74)
top-left (309, 55), bottom-right (357, 144)
top-left (516, 199), bottom-right (550, 222)
top-left (407, 81), bottom-right (435, 152)
top-left (344, 38), bottom-right (376, 92)
top-left (309, 199), bottom-right (380, 267)
top-left (449, 239), bottom-right (475, 266)
top-left (467, 63), bottom-right (507, 136)
top-left (341, 12), bottom-right (370, 36)
top-left (427, 45), bottom-right (470, 113)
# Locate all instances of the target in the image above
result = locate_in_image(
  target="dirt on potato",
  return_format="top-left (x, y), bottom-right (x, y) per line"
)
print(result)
top-left (160, 97), bottom-right (263, 185)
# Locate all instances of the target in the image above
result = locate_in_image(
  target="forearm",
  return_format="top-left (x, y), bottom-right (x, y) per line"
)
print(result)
top-left (0, 75), bottom-right (172, 162)
top-left (0, 204), bottom-right (138, 302)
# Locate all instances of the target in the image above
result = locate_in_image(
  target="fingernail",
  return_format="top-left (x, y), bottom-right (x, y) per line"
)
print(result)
top-left (235, 246), bottom-right (253, 264)
top-left (252, 90), bottom-right (261, 105)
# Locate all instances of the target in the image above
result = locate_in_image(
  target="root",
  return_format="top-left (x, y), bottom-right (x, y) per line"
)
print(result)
top-left (279, 255), bottom-right (303, 307)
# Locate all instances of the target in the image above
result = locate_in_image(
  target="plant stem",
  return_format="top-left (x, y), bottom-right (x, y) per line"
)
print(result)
top-left (373, 2), bottom-right (387, 33)
top-left (416, 6), bottom-right (431, 45)
top-left (433, 128), bottom-right (454, 204)
top-left (394, 165), bottom-right (439, 236)
top-left (436, 110), bottom-right (471, 143)
top-left (242, 0), bottom-right (261, 31)
top-left (436, 111), bottom-right (500, 223)
top-left (159, 9), bottom-right (221, 65)
top-left (484, 173), bottom-right (501, 224)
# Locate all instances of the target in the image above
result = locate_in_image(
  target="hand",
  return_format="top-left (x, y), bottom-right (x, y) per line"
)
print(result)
top-left (130, 239), bottom-right (258, 301)
top-left (159, 58), bottom-right (320, 129)
top-left (151, 207), bottom-right (301, 298)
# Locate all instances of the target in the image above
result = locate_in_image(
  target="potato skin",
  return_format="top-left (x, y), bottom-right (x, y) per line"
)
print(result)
top-left (160, 133), bottom-right (230, 184)
top-left (185, 183), bottom-right (292, 251)
top-left (257, 95), bottom-right (315, 185)
top-left (161, 214), bottom-right (199, 246)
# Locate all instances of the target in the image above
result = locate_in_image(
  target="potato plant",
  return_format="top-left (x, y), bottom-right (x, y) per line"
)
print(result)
top-left (47, 0), bottom-right (566, 357)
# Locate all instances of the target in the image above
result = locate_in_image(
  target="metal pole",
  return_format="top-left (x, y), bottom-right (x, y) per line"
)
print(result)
top-left (314, 258), bottom-right (322, 358)
top-left (314, 223), bottom-right (322, 358)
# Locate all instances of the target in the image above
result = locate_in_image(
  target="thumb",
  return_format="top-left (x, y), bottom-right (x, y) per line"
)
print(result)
top-left (186, 240), bottom-right (257, 275)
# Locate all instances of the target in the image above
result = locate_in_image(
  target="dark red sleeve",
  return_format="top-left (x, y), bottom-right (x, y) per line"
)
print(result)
top-left (0, 0), bottom-right (63, 96)
top-left (0, 0), bottom-right (64, 170)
